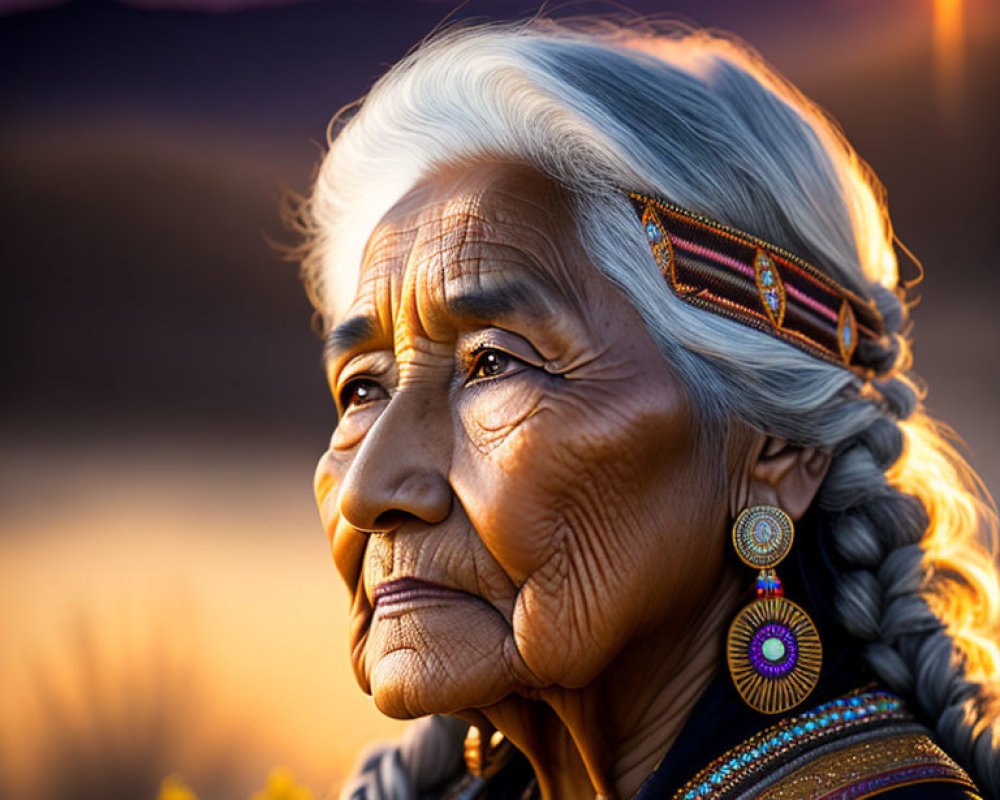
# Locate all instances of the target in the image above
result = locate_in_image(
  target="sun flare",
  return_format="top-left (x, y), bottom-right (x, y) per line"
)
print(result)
top-left (933, 0), bottom-right (965, 121)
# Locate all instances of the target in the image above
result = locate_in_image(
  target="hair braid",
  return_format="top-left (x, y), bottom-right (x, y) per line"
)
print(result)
top-left (817, 286), bottom-right (1000, 796)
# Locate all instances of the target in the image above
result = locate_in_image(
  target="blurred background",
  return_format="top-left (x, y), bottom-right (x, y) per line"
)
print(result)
top-left (1, 0), bottom-right (998, 797)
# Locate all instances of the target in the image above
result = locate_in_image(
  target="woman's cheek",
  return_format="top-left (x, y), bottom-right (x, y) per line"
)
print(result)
top-left (314, 460), bottom-right (337, 513)
top-left (330, 402), bottom-right (386, 450)
top-left (314, 446), bottom-right (350, 538)
top-left (453, 384), bottom-right (569, 585)
top-left (315, 442), bottom-right (366, 591)
top-left (332, 519), bottom-right (367, 592)
top-left (455, 374), bottom-right (547, 453)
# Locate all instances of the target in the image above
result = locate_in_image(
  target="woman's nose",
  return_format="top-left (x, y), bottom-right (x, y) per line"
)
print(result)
top-left (336, 390), bottom-right (453, 533)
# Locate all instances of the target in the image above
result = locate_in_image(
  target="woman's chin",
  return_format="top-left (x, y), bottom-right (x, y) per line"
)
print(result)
top-left (361, 602), bottom-right (520, 718)
top-left (368, 650), bottom-right (449, 718)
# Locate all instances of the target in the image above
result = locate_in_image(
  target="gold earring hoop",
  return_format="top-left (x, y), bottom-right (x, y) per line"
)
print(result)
top-left (726, 505), bottom-right (822, 715)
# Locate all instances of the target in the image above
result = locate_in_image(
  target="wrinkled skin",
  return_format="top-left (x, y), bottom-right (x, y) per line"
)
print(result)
top-left (314, 163), bottom-right (831, 799)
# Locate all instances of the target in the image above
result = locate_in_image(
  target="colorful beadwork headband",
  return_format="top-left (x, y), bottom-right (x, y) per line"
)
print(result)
top-left (628, 193), bottom-right (885, 372)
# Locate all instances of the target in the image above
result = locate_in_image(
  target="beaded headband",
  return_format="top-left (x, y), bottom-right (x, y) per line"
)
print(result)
top-left (628, 193), bottom-right (885, 372)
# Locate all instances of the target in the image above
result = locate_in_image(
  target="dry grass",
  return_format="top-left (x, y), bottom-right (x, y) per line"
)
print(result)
top-left (0, 437), bottom-right (405, 800)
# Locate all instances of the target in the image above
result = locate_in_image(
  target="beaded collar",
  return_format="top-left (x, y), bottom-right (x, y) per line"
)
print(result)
top-left (673, 688), bottom-right (904, 799)
top-left (667, 687), bottom-right (975, 800)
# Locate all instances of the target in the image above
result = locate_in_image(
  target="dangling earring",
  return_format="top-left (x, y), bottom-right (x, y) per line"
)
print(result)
top-left (727, 505), bottom-right (822, 715)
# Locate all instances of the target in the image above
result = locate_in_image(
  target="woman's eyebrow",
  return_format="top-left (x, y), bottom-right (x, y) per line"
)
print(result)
top-left (444, 280), bottom-right (553, 322)
top-left (323, 315), bottom-right (377, 365)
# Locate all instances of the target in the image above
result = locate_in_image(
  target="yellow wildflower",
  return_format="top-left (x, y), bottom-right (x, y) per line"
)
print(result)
top-left (157, 774), bottom-right (199, 800)
top-left (250, 767), bottom-right (316, 800)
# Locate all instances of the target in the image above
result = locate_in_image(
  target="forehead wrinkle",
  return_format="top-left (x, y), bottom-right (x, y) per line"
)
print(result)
top-left (386, 200), bottom-right (483, 342)
top-left (354, 225), bottom-right (415, 342)
top-left (371, 182), bottom-right (570, 283)
top-left (474, 181), bottom-right (598, 317)
top-left (420, 222), bottom-right (578, 344)
top-left (361, 173), bottom-right (591, 356)
top-left (487, 209), bottom-right (593, 316)
top-left (415, 202), bottom-right (571, 299)
top-left (443, 244), bottom-right (565, 309)
top-left (370, 200), bottom-right (490, 255)
top-left (362, 226), bottom-right (416, 282)
top-left (439, 202), bottom-right (582, 307)
top-left (386, 212), bottom-right (466, 353)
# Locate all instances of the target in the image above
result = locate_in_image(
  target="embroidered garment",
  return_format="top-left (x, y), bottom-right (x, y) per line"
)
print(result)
top-left (341, 682), bottom-right (979, 800)
top-left (643, 687), bottom-right (977, 800)
top-left (421, 686), bottom-right (980, 800)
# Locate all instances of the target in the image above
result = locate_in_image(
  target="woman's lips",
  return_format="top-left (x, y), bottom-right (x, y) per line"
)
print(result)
top-left (371, 577), bottom-right (469, 611)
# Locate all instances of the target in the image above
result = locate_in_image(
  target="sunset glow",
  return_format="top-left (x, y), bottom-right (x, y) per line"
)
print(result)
top-left (933, 0), bottom-right (965, 122)
top-left (0, 443), bottom-right (405, 799)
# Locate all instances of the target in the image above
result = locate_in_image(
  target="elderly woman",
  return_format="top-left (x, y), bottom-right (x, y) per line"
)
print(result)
top-left (299, 20), bottom-right (1000, 800)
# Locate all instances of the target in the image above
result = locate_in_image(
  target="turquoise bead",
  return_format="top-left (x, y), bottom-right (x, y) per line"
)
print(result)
top-left (761, 636), bottom-right (786, 662)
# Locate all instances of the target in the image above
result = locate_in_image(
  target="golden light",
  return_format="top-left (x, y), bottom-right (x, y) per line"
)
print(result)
top-left (933, 0), bottom-right (965, 123)
top-left (0, 443), bottom-right (406, 799)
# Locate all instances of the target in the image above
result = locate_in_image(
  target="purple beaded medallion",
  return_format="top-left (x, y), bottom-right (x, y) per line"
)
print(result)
top-left (749, 623), bottom-right (798, 678)
top-left (727, 597), bottom-right (822, 714)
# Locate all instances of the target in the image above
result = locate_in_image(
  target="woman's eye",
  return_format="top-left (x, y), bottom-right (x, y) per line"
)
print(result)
top-left (468, 348), bottom-right (516, 382)
top-left (339, 378), bottom-right (387, 411)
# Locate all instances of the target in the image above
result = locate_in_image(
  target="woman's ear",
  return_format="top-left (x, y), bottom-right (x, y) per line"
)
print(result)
top-left (732, 431), bottom-right (832, 521)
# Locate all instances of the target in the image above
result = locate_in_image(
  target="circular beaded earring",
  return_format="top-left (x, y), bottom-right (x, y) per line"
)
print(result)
top-left (727, 505), bottom-right (822, 715)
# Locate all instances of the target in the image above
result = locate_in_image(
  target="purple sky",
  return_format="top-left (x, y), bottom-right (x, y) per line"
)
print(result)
top-left (2, 0), bottom-right (998, 487)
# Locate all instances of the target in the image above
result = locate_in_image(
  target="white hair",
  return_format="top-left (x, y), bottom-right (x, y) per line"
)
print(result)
top-left (293, 19), bottom-right (1000, 798)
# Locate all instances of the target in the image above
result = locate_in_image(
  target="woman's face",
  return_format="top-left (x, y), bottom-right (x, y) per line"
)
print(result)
top-left (314, 163), bottom-right (730, 719)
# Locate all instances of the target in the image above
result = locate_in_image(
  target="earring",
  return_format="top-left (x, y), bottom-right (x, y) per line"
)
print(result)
top-left (726, 505), bottom-right (822, 715)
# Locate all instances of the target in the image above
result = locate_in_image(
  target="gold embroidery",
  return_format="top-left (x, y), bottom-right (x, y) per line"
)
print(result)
top-left (670, 689), bottom-right (910, 800)
top-left (757, 733), bottom-right (977, 800)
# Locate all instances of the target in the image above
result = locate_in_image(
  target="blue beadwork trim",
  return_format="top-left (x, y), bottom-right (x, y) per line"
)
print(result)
top-left (676, 690), bottom-right (909, 800)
